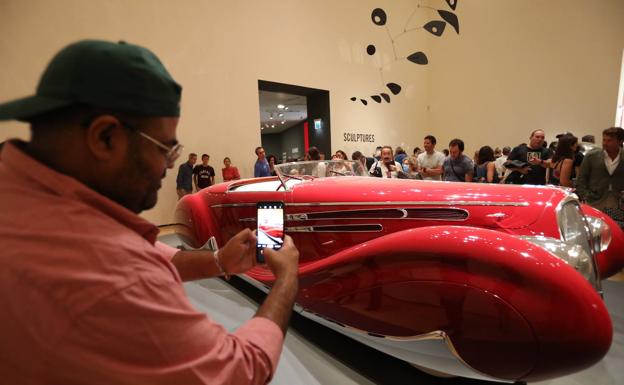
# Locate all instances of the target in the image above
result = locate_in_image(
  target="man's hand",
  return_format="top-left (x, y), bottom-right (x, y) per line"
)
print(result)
top-left (528, 157), bottom-right (541, 166)
top-left (255, 235), bottom-right (300, 335)
top-left (263, 235), bottom-right (299, 280)
top-left (218, 228), bottom-right (257, 275)
top-left (170, 228), bottom-right (256, 281)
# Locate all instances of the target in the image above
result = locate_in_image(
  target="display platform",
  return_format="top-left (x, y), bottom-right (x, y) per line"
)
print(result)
top-left (161, 233), bottom-right (623, 385)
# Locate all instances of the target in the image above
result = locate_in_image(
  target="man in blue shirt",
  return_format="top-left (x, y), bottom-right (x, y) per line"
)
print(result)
top-left (176, 153), bottom-right (197, 198)
top-left (254, 146), bottom-right (270, 177)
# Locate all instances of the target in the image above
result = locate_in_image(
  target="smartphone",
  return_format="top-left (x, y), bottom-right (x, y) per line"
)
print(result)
top-left (256, 201), bottom-right (285, 263)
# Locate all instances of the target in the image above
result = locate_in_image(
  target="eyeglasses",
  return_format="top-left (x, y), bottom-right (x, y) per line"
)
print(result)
top-left (119, 119), bottom-right (183, 165)
top-left (137, 131), bottom-right (184, 165)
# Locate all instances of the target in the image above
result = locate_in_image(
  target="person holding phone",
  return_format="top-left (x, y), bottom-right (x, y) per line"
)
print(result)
top-left (506, 129), bottom-right (552, 185)
top-left (0, 40), bottom-right (299, 385)
top-left (369, 145), bottom-right (402, 178)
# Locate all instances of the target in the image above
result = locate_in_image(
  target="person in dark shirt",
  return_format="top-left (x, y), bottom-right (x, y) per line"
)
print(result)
top-left (548, 134), bottom-right (578, 187)
top-left (176, 153), bottom-right (197, 198)
top-left (193, 153), bottom-right (215, 190)
top-left (507, 129), bottom-right (552, 185)
top-left (442, 139), bottom-right (474, 182)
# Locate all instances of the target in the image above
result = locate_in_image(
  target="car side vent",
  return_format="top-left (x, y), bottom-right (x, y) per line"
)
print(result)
top-left (405, 208), bottom-right (468, 221)
top-left (306, 209), bottom-right (406, 219)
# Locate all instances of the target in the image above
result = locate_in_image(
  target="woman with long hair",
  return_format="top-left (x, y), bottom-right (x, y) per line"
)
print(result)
top-left (549, 134), bottom-right (578, 187)
top-left (475, 146), bottom-right (499, 183)
top-left (267, 154), bottom-right (278, 176)
top-left (334, 150), bottom-right (348, 160)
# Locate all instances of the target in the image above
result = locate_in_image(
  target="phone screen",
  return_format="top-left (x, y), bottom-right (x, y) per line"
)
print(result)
top-left (256, 201), bottom-right (285, 263)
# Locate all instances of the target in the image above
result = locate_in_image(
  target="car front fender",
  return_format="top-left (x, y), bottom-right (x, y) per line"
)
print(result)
top-left (247, 225), bottom-right (612, 382)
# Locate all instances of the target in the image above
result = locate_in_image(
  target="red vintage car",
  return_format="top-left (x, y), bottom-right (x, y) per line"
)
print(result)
top-left (174, 160), bottom-right (624, 383)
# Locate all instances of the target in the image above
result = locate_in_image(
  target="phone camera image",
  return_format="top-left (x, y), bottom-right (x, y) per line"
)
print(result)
top-left (256, 202), bottom-right (285, 263)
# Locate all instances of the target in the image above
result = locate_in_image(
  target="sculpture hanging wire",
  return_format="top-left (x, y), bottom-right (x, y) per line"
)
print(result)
top-left (351, 0), bottom-right (460, 105)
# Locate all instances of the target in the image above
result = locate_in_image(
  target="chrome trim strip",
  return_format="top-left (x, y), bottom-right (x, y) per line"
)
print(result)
top-left (289, 213), bottom-right (309, 221)
top-left (294, 207), bottom-right (406, 220)
top-left (287, 224), bottom-right (383, 233)
top-left (282, 207), bottom-right (469, 222)
top-left (287, 201), bottom-right (528, 207)
top-left (212, 203), bottom-right (257, 208)
top-left (214, 201), bottom-right (528, 208)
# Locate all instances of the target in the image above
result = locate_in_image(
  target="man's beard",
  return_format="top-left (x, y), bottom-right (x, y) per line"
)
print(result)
top-left (111, 141), bottom-right (162, 214)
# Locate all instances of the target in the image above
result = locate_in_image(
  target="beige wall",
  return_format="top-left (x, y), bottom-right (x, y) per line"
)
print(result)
top-left (1, 0), bottom-right (622, 225)
top-left (428, 0), bottom-right (624, 154)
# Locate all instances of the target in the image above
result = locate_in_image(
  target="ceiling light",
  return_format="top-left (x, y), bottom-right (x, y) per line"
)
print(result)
top-left (271, 124), bottom-right (275, 128)
top-left (277, 104), bottom-right (285, 109)
top-left (281, 121), bottom-right (285, 124)
top-left (284, 106), bottom-right (289, 110)
top-left (278, 113), bottom-right (284, 117)
top-left (269, 115), bottom-right (273, 119)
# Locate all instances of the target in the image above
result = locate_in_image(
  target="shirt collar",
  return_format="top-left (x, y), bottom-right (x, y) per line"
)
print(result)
top-left (1, 140), bottom-right (160, 243)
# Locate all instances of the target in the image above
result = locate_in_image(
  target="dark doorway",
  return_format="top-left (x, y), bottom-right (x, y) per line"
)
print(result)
top-left (258, 80), bottom-right (331, 162)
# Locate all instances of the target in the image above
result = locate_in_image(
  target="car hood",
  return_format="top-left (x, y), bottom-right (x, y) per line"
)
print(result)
top-left (289, 177), bottom-right (566, 231)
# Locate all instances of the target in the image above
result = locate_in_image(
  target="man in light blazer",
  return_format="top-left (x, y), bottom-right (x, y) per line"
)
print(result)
top-left (576, 127), bottom-right (624, 209)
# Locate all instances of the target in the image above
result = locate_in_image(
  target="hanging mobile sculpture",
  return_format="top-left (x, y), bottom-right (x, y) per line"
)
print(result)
top-left (351, 0), bottom-right (460, 105)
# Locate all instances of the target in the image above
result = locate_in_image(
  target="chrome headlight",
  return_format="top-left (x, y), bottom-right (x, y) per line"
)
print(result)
top-left (554, 198), bottom-right (601, 292)
top-left (558, 201), bottom-right (593, 256)
top-left (585, 216), bottom-right (611, 253)
top-left (520, 236), bottom-right (593, 279)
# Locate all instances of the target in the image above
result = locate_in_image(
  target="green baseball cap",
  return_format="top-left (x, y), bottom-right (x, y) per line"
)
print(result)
top-left (0, 39), bottom-right (182, 121)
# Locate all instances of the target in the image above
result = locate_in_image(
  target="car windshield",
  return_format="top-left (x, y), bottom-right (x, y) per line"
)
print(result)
top-left (274, 160), bottom-right (367, 188)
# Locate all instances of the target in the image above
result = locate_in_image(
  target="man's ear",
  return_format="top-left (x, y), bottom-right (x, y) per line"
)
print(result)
top-left (84, 115), bottom-right (128, 161)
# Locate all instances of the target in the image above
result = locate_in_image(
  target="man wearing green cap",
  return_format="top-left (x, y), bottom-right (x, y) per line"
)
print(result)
top-left (0, 40), bottom-right (299, 384)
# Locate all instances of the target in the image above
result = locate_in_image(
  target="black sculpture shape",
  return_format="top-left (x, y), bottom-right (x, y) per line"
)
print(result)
top-left (423, 20), bottom-right (446, 37)
top-left (380, 93), bottom-right (391, 103)
top-left (386, 83), bottom-right (402, 95)
top-left (360, 99), bottom-right (368, 105)
top-left (371, 8), bottom-right (387, 26)
top-left (350, 97), bottom-right (357, 101)
top-left (367, 45), bottom-right (376, 55)
top-left (438, 10), bottom-right (459, 33)
top-left (371, 95), bottom-right (382, 103)
top-left (445, 0), bottom-right (458, 11)
top-left (407, 51), bottom-right (428, 65)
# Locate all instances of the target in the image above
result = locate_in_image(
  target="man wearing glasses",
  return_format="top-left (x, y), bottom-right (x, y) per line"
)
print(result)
top-left (0, 40), bottom-right (299, 384)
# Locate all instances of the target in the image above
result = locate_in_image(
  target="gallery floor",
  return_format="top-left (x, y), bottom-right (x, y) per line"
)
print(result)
top-left (160, 232), bottom-right (623, 385)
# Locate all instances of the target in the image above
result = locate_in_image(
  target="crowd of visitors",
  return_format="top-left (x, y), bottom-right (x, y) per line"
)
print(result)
top-left (183, 127), bottom-right (623, 214)
top-left (232, 128), bottom-right (623, 215)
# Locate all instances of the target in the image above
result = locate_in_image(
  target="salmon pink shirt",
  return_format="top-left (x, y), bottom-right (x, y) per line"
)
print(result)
top-left (0, 141), bottom-right (283, 385)
top-left (222, 166), bottom-right (240, 181)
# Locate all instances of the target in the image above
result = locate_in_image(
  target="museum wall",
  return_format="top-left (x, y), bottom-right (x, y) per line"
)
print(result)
top-left (0, 0), bottom-right (622, 225)
top-left (427, 0), bottom-right (624, 153)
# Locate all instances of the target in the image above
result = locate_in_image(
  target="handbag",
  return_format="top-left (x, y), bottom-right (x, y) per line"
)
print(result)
top-left (449, 158), bottom-right (465, 182)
